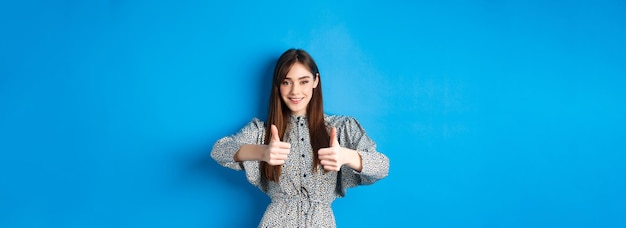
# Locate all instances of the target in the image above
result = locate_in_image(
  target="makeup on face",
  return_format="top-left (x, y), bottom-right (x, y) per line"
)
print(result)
top-left (280, 63), bottom-right (318, 116)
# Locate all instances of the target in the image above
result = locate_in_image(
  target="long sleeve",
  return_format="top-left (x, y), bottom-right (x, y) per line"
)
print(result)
top-left (212, 115), bottom-right (389, 226)
top-left (327, 116), bottom-right (390, 196)
top-left (211, 118), bottom-right (267, 190)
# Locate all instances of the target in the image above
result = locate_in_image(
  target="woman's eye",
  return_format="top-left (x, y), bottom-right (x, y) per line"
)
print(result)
top-left (300, 80), bottom-right (309, 85)
top-left (281, 81), bottom-right (290, 85)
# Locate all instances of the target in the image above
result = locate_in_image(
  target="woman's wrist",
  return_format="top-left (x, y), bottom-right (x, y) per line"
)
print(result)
top-left (235, 144), bottom-right (266, 162)
top-left (342, 148), bottom-right (363, 172)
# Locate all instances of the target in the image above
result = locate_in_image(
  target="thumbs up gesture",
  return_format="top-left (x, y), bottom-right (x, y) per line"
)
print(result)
top-left (264, 124), bottom-right (291, 166)
top-left (318, 127), bottom-right (344, 171)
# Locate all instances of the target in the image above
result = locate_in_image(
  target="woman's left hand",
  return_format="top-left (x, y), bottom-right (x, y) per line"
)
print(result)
top-left (319, 127), bottom-right (364, 172)
top-left (318, 127), bottom-right (345, 171)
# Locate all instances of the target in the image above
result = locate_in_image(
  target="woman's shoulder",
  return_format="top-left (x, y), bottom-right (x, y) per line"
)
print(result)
top-left (249, 117), bottom-right (265, 128)
top-left (324, 114), bottom-right (362, 128)
top-left (250, 117), bottom-right (265, 125)
top-left (240, 117), bottom-right (265, 131)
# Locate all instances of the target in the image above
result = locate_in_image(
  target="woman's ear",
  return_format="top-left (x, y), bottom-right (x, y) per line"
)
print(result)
top-left (314, 73), bottom-right (320, 88)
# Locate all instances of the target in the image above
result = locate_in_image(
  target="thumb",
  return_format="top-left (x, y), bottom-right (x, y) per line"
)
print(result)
top-left (271, 124), bottom-right (280, 142)
top-left (330, 127), bottom-right (339, 147)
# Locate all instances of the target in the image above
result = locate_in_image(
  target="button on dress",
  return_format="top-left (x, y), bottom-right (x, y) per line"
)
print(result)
top-left (211, 115), bottom-right (390, 227)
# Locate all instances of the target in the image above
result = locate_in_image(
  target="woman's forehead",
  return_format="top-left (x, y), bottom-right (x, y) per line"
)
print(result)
top-left (285, 63), bottom-right (313, 79)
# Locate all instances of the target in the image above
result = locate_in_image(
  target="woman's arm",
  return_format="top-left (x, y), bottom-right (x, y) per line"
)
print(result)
top-left (211, 118), bottom-right (266, 170)
top-left (318, 127), bottom-right (363, 172)
top-left (234, 144), bottom-right (267, 161)
top-left (329, 116), bottom-right (389, 182)
top-left (234, 124), bottom-right (291, 165)
top-left (339, 147), bottom-right (363, 172)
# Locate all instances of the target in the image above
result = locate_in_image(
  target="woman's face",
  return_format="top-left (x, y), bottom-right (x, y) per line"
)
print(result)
top-left (280, 62), bottom-right (319, 116)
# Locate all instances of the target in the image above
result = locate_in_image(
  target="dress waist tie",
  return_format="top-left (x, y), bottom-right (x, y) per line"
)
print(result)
top-left (271, 187), bottom-right (331, 227)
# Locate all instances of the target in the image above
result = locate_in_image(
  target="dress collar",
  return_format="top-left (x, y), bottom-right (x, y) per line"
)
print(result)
top-left (289, 114), bottom-right (307, 122)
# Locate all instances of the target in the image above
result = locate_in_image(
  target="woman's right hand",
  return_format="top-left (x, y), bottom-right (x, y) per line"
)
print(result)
top-left (264, 124), bottom-right (291, 165)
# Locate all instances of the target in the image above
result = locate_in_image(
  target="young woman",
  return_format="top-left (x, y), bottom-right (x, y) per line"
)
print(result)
top-left (211, 49), bottom-right (389, 227)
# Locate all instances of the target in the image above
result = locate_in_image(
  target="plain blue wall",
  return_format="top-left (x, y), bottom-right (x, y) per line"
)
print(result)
top-left (1, 0), bottom-right (625, 227)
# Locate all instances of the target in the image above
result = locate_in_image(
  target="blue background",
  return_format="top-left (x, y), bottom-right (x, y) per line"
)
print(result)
top-left (1, 0), bottom-right (625, 227)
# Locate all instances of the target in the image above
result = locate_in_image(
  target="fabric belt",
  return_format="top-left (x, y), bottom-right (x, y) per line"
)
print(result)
top-left (271, 187), bottom-right (332, 226)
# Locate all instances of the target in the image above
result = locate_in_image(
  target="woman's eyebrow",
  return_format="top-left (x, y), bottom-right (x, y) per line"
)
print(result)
top-left (285, 75), bottom-right (312, 80)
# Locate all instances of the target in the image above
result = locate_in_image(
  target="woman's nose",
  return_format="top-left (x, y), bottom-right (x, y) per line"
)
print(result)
top-left (289, 84), bottom-right (299, 94)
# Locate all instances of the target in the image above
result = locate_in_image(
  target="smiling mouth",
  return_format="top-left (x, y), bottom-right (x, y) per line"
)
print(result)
top-left (289, 97), bottom-right (304, 103)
